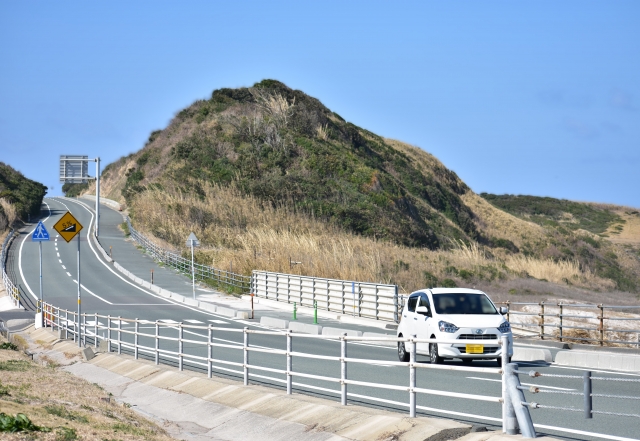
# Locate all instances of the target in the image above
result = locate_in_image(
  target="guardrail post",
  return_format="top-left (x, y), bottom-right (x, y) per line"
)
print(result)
top-left (82, 313), bottom-right (86, 346)
top-left (327, 279), bottom-right (330, 312)
top-left (409, 334), bottom-right (416, 418)
top-left (539, 302), bottom-right (545, 340)
top-left (208, 324), bottom-right (213, 378)
top-left (504, 363), bottom-right (536, 438)
top-left (598, 305), bottom-right (604, 346)
top-left (134, 319), bottom-right (139, 359)
top-left (286, 330), bottom-right (292, 395)
top-left (559, 303), bottom-right (563, 342)
top-left (179, 322), bottom-right (184, 371)
top-left (94, 312), bottom-right (98, 349)
top-left (243, 327), bottom-right (249, 386)
top-left (107, 315), bottom-right (111, 353)
top-left (117, 316), bottom-right (122, 355)
top-left (375, 285), bottom-right (379, 320)
top-left (155, 320), bottom-right (159, 365)
top-left (584, 371), bottom-right (592, 419)
top-left (341, 333), bottom-right (347, 406)
top-left (394, 285), bottom-right (399, 323)
top-left (341, 281), bottom-right (345, 314)
top-left (72, 310), bottom-right (77, 343)
top-left (501, 335), bottom-right (508, 433)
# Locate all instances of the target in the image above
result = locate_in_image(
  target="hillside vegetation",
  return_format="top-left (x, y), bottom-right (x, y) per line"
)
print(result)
top-left (0, 162), bottom-right (47, 232)
top-left (95, 80), bottom-right (639, 300)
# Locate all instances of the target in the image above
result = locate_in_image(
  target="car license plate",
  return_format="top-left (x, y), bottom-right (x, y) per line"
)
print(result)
top-left (466, 344), bottom-right (484, 354)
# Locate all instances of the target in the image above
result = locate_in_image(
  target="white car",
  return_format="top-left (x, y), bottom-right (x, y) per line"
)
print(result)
top-left (396, 288), bottom-right (513, 365)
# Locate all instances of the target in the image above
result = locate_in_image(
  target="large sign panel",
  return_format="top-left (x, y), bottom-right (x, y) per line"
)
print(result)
top-left (59, 155), bottom-right (89, 183)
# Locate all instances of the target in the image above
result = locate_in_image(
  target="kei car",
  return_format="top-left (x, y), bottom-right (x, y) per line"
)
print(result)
top-left (396, 288), bottom-right (513, 365)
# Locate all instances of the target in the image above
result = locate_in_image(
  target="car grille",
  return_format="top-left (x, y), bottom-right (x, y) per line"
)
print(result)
top-left (458, 346), bottom-right (499, 354)
top-left (457, 334), bottom-right (498, 340)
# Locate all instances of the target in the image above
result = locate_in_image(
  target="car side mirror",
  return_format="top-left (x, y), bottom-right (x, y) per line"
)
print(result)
top-left (416, 305), bottom-right (431, 317)
top-left (500, 306), bottom-right (508, 315)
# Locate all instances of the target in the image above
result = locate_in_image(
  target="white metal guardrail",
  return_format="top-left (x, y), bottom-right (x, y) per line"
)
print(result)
top-left (38, 301), bottom-right (528, 433)
top-left (252, 270), bottom-right (399, 322)
top-left (1, 229), bottom-right (20, 308)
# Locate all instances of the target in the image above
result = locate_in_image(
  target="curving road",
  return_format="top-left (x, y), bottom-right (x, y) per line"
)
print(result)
top-left (6, 197), bottom-right (639, 441)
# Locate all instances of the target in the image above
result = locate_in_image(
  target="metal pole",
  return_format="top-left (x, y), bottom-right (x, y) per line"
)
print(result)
top-left (559, 303), bottom-right (563, 342)
top-left (94, 312), bottom-right (98, 349)
top-left (352, 282), bottom-right (355, 317)
top-left (117, 316), bottom-right (121, 355)
top-left (584, 371), bottom-right (592, 419)
top-left (77, 232), bottom-right (81, 347)
top-left (243, 327), bottom-right (249, 386)
top-left (501, 335), bottom-right (508, 432)
top-left (134, 319), bottom-right (139, 360)
top-left (107, 315), bottom-right (111, 353)
top-left (286, 331), bottom-right (292, 394)
top-left (341, 333), bottom-right (347, 406)
top-left (38, 241), bottom-right (43, 312)
top-left (179, 322), bottom-right (184, 371)
top-left (599, 305), bottom-right (604, 346)
top-left (155, 321), bottom-right (159, 365)
top-left (191, 240), bottom-right (195, 299)
top-left (208, 325), bottom-right (212, 378)
top-left (95, 157), bottom-right (100, 237)
top-left (409, 334), bottom-right (416, 417)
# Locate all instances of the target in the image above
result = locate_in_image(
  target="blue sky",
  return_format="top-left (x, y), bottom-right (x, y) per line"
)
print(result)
top-left (1, 1), bottom-right (639, 207)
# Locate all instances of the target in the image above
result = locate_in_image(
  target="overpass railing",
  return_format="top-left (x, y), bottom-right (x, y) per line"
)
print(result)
top-left (497, 301), bottom-right (640, 348)
top-left (252, 271), bottom-right (399, 322)
top-left (1, 229), bottom-right (20, 307)
top-left (125, 217), bottom-right (251, 293)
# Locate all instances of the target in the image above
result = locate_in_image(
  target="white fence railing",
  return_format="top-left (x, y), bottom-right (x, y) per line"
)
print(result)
top-left (1, 229), bottom-right (20, 308)
top-left (38, 301), bottom-right (523, 431)
top-left (252, 270), bottom-right (399, 322)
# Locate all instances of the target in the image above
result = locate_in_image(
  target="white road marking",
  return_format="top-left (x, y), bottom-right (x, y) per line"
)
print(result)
top-left (85, 321), bottom-right (104, 326)
top-left (184, 319), bottom-right (204, 324)
top-left (209, 319), bottom-right (228, 324)
top-left (466, 376), bottom-right (576, 391)
top-left (57, 252), bottom-right (60, 257)
top-left (61, 265), bottom-right (66, 270)
top-left (159, 319), bottom-right (179, 323)
top-left (66, 272), bottom-right (71, 277)
top-left (58, 259), bottom-right (62, 263)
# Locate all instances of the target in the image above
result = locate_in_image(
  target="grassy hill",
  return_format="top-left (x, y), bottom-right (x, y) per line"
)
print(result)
top-left (0, 162), bottom-right (47, 232)
top-left (95, 80), bottom-right (639, 299)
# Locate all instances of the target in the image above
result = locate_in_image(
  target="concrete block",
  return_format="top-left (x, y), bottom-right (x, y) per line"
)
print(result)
top-left (81, 347), bottom-right (95, 361)
top-left (158, 289), bottom-right (172, 298)
top-left (150, 285), bottom-right (161, 294)
top-left (362, 332), bottom-right (396, 346)
top-left (597, 354), bottom-right (612, 370)
top-left (288, 322), bottom-right (322, 335)
top-left (34, 313), bottom-right (43, 329)
top-left (512, 347), bottom-right (552, 363)
top-left (133, 276), bottom-right (143, 285)
top-left (216, 307), bottom-right (237, 318)
top-left (235, 311), bottom-right (249, 319)
top-left (199, 303), bottom-right (217, 313)
top-left (322, 327), bottom-right (362, 337)
top-left (183, 298), bottom-right (199, 307)
top-left (260, 316), bottom-right (289, 329)
top-left (141, 281), bottom-right (152, 289)
top-left (58, 328), bottom-right (68, 340)
top-left (98, 340), bottom-right (109, 353)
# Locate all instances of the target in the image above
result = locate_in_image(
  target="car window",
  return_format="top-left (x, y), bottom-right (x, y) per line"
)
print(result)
top-left (432, 293), bottom-right (497, 315)
top-left (407, 296), bottom-right (419, 312)
top-left (418, 294), bottom-right (431, 310)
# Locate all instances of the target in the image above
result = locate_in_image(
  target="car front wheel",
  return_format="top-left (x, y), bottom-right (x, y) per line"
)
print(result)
top-left (429, 343), bottom-right (443, 364)
top-left (398, 337), bottom-right (409, 362)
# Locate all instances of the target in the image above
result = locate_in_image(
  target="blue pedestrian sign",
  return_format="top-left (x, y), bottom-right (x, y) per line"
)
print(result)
top-left (32, 221), bottom-right (50, 241)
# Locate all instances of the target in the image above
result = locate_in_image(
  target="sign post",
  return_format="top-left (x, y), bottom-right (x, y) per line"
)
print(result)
top-left (32, 221), bottom-right (50, 325)
top-left (54, 211), bottom-right (84, 347)
top-left (185, 232), bottom-right (200, 299)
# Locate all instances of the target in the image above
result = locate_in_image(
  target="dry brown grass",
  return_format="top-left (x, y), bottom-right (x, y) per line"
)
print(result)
top-left (0, 198), bottom-right (17, 231)
top-left (0, 336), bottom-right (174, 441)
top-left (129, 181), bottom-right (614, 293)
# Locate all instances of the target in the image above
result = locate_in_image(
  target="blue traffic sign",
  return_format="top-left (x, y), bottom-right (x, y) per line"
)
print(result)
top-left (32, 221), bottom-right (50, 241)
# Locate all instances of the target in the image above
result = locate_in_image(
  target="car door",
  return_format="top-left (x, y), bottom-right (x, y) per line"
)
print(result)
top-left (414, 293), bottom-right (433, 354)
top-left (401, 294), bottom-right (420, 339)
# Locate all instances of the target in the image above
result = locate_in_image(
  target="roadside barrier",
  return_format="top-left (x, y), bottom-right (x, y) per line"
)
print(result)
top-left (37, 301), bottom-right (538, 436)
top-left (125, 217), bottom-right (251, 292)
top-left (497, 301), bottom-right (640, 348)
top-left (252, 270), bottom-right (399, 322)
top-left (1, 229), bottom-right (20, 308)
top-left (512, 367), bottom-right (640, 421)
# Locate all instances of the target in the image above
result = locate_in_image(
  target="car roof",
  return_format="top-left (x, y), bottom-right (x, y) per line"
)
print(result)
top-left (411, 288), bottom-right (487, 295)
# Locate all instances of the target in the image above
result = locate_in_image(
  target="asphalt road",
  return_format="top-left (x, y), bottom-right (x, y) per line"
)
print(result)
top-left (7, 197), bottom-right (640, 441)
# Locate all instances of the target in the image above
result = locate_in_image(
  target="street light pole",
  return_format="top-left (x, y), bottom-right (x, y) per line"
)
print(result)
top-left (95, 157), bottom-right (100, 237)
top-left (191, 239), bottom-right (195, 299)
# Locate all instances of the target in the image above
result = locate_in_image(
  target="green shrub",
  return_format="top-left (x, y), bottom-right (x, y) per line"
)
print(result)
top-left (0, 412), bottom-right (49, 433)
top-left (441, 278), bottom-right (457, 288)
top-left (423, 271), bottom-right (438, 288)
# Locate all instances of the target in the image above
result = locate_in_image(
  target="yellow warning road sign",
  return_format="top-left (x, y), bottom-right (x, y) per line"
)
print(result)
top-left (53, 211), bottom-right (83, 243)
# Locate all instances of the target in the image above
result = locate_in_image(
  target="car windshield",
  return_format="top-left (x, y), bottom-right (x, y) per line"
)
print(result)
top-left (432, 293), bottom-right (498, 315)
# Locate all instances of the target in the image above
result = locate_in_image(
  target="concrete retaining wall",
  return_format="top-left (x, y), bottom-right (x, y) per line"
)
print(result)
top-left (555, 350), bottom-right (640, 372)
top-left (289, 322), bottom-right (322, 335)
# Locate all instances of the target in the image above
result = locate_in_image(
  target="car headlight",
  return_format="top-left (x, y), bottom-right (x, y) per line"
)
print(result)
top-left (498, 321), bottom-right (511, 333)
top-left (438, 320), bottom-right (459, 333)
